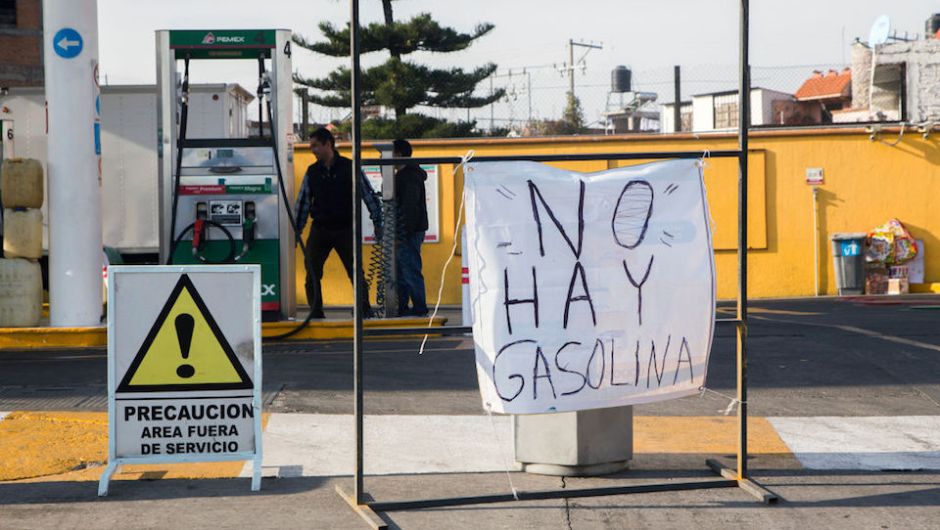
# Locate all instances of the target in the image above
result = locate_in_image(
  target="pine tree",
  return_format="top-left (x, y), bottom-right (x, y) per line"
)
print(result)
top-left (293, 0), bottom-right (505, 138)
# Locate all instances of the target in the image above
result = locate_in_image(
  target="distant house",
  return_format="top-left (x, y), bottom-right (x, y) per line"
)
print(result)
top-left (661, 88), bottom-right (794, 133)
top-left (778, 68), bottom-right (853, 125)
top-left (834, 35), bottom-right (940, 124)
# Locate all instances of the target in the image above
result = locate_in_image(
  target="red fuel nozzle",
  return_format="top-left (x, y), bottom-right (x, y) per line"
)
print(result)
top-left (193, 219), bottom-right (206, 249)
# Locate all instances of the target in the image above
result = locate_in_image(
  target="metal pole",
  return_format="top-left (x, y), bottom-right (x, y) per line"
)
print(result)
top-left (813, 186), bottom-right (819, 296)
top-left (673, 65), bottom-right (682, 132)
top-left (526, 70), bottom-right (533, 124)
top-left (568, 39), bottom-right (575, 99)
top-left (349, 0), bottom-right (365, 505)
top-left (736, 0), bottom-right (750, 481)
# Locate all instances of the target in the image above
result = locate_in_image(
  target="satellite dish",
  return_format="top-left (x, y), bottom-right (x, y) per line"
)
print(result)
top-left (869, 15), bottom-right (891, 46)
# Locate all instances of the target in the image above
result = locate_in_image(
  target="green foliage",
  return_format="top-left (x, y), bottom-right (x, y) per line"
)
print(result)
top-left (293, 14), bottom-right (494, 57)
top-left (562, 92), bottom-right (586, 133)
top-left (294, 1), bottom-right (503, 138)
top-left (295, 59), bottom-right (499, 112)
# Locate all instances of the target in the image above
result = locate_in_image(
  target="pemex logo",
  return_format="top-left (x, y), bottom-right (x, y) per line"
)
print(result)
top-left (202, 32), bottom-right (215, 45)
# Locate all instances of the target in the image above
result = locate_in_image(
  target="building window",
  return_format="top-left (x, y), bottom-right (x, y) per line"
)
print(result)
top-left (871, 63), bottom-right (904, 121)
top-left (0, 0), bottom-right (16, 28)
top-left (714, 102), bottom-right (738, 129)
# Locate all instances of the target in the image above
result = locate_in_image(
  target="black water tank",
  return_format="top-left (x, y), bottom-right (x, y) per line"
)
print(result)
top-left (927, 13), bottom-right (940, 37)
top-left (611, 66), bottom-right (632, 93)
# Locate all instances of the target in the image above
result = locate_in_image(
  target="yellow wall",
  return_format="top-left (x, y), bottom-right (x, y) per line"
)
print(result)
top-left (293, 127), bottom-right (940, 304)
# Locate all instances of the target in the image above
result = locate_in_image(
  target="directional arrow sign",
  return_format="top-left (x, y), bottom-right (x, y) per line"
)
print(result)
top-left (52, 28), bottom-right (83, 59)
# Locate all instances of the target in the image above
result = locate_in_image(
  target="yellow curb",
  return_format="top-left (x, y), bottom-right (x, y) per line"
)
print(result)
top-left (633, 416), bottom-right (790, 454)
top-left (1, 412), bottom-right (271, 483)
top-left (0, 327), bottom-right (107, 350)
top-left (910, 283), bottom-right (940, 294)
top-left (0, 316), bottom-right (448, 350)
top-left (716, 307), bottom-right (821, 316)
top-left (260, 316), bottom-right (447, 340)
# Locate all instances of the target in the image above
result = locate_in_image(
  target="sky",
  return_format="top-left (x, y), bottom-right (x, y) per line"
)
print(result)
top-left (96, 0), bottom-right (940, 126)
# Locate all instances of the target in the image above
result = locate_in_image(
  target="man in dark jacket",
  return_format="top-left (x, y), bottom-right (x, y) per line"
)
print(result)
top-left (392, 139), bottom-right (429, 316)
top-left (294, 127), bottom-right (382, 318)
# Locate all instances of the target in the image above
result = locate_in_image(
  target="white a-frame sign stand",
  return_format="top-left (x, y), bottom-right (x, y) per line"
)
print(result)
top-left (99, 265), bottom-right (263, 496)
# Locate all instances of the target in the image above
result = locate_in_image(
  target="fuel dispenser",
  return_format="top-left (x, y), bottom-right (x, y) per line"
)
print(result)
top-left (156, 29), bottom-right (295, 320)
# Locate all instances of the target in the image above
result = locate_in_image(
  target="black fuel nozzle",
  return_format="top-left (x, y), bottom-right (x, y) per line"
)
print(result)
top-left (241, 201), bottom-right (257, 254)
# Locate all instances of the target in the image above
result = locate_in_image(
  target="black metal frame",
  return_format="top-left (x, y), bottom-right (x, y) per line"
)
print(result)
top-left (338, 2), bottom-right (777, 528)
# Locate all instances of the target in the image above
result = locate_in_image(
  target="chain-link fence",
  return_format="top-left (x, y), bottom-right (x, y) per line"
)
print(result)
top-left (299, 62), bottom-right (851, 137)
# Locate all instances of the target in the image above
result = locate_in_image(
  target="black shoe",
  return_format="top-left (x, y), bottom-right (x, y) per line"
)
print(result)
top-left (309, 311), bottom-right (326, 319)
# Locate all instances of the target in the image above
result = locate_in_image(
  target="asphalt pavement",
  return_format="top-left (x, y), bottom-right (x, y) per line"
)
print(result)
top-left (1, 296), bottom-right (939, 529)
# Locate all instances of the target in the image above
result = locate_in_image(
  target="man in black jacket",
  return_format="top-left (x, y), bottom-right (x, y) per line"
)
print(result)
top-left (294, 127), bottom-right (382, 318)
top-left (392, 139), bottom-right (429, 316)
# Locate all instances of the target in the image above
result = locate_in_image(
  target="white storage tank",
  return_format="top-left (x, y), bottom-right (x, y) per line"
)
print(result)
top-left (0, 258), bottom-right (43, 327)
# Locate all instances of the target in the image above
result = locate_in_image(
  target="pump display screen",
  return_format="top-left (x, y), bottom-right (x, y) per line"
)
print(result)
top-left (209, 200), bottom-right (243, 225)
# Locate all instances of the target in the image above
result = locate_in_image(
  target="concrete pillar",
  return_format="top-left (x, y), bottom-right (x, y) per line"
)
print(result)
top-left (43, 0), bottom-right (103, 326)
top-left (514, 406), bottom-right (633, 476)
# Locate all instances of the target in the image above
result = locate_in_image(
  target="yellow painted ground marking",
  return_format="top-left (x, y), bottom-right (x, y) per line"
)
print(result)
top-left (0, 412), bottom-right (270, 483)
top-left (2, 413), bottom-right (791, 482)
top-left (0, 411), bottom-right (107, 481)
top-left (634, 416), bottom-right (791, 454)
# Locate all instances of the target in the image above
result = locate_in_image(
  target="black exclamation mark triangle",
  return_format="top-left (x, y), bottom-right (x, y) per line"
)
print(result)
top-left (175, 314), bottom-right (196, 379)
top-left (117, 274), bottom-right (253, 393)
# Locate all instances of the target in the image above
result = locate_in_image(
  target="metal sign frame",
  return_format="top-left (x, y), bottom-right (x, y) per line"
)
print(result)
top-left (98, 265), bottom-right (263, 497)
top-left (338, 1), bottom-right (774, 527)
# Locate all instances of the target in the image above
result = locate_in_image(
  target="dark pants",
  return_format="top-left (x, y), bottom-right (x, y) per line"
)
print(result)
top-left (396, 230), bottom-right (427, 315)
top-left (304, 225), bottom-right (371, 318)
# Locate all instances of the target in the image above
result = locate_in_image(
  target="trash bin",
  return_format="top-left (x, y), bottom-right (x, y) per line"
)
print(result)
top-left (831, 233), bottom-right (867, 295)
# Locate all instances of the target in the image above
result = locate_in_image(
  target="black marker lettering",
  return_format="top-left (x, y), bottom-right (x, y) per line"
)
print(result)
top-left (532, 346), bottom-right (557, 400)
top-left (623, 255), bottom-right (654, 326)
top-left (494, 340), bottom-right (530, 402)
top-left (555, 341), bottom-right (587, 397)
top-left (585, 339), bottom-right (606, 390)
top-left (528, 179), bottom-right (585, 258)
top-left (564, 262), bottom-right (596, 328)
top-left (503, 267), bottom-right (539, 335)
top-left (674, 337), bottom-right (696, 384)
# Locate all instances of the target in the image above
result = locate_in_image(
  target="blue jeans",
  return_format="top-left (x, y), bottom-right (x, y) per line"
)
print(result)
top-left (396, 231), bottom-right (427, 315)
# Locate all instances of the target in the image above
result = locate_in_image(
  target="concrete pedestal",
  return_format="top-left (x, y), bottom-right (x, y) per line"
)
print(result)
top-left (514, 406), bottom-right (633, 476)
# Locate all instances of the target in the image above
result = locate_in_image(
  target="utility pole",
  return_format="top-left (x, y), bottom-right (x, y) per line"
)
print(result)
top-left (673, 65), bottom-right (681, 133)
top-left (564, 39), bottom-right (603, 100)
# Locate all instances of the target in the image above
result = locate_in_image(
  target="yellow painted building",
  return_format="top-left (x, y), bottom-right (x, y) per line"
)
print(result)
top-left (293, 126), bottom-right (940, 306)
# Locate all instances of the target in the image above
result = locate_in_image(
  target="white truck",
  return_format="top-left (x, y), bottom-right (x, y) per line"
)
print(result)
top-left (0, 83), bottom-right (254, 258)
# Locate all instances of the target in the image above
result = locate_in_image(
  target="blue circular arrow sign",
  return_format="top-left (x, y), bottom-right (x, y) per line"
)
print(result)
top-left (53, 28), bottom-right (83, 59)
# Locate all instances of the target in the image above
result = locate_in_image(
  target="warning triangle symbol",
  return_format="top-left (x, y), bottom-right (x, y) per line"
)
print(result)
top-left (117, 274), bottom-right (252, 393)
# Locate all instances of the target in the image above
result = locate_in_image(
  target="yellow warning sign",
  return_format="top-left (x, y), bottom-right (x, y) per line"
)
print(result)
top-left (117, 274), bottom-right (252, 392)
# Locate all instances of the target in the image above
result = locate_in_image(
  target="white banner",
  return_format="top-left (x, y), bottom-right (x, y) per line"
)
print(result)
top-left (465, 160), bottom-right (715, 414)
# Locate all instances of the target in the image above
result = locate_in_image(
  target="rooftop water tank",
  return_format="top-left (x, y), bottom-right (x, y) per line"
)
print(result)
top-left (611, 66), bottom-right (632, 93)
top-left (927, 14), bottom-right (940, 38)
